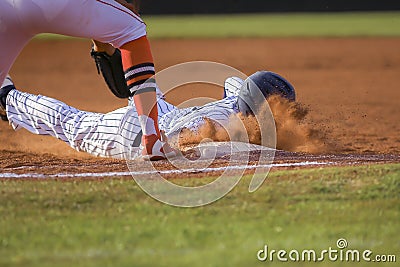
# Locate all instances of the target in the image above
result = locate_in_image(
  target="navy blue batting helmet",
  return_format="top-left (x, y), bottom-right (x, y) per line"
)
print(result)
top-left (237, 71), bottom-right (296, 115)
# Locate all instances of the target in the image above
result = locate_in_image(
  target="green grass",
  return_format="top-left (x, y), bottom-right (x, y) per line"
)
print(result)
top-left (35, 12), bottom-right (400, 40)
top-left (145, 12), bottom-right (400, 38)
top-left (1, 164), bottom-right (399, 266)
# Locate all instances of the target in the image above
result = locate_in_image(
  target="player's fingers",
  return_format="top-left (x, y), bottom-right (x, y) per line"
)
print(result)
top-left (160, 130), bottom-right (168, 142)
top-left (92, 40), bottom-right (116, 55)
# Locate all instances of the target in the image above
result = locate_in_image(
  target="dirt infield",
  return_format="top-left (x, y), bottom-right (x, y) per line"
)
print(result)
top-left (1, 38), bottom-right (399, 176)
top-left (1, 149), bottom-right (399, 180)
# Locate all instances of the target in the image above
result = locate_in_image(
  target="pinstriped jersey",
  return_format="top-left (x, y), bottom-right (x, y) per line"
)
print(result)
top-left (127, 77), bottom-right (244, 138)
top-left (158, 77), bottom-right (243, 138)
top-left (6, 77), bottom-right (245, 159)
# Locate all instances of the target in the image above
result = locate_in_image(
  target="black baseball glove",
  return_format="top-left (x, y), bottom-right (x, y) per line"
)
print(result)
top-left (91, 48), bottom-right (130, 98)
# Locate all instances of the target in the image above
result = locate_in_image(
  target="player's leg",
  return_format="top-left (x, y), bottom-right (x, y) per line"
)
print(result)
top-left (0, 1), bottom-right (35, 85)
top-left (3, 85), bottom-right (141, 159)
top-left (5, 88), bottom-right (98, 151)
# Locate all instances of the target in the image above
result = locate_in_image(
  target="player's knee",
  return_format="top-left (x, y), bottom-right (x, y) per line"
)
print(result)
top-left (116, 22), bottom-right (147, 48)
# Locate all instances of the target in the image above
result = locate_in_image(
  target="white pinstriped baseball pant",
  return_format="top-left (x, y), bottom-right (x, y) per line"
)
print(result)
top-left (7, 89), bottom-right (149, 159)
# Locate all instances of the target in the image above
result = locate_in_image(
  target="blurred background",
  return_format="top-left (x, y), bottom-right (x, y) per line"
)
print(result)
top-left (140, 0), bottom-right (400, 14)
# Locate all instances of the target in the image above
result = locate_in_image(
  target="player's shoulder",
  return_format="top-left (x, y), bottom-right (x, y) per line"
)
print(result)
top-left (225, 76), bottom-right (244, 89)
top-left (224, 76), bottom-right (244, 98)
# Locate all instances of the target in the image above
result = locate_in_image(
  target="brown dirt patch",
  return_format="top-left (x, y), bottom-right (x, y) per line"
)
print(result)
top-left (1, 38), bottom-right (399, 175)
top-left (1, 149), bottom-right (399, 180)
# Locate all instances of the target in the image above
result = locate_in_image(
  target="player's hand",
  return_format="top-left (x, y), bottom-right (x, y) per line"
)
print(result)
top-left (114, 0), bottom-right (140, 15)
top-left (160, 130), bottom-right (169, 143)
top-left (160, 130), bottom-right (180, 158)
top-left (92, 40), bottom-right (116, 55)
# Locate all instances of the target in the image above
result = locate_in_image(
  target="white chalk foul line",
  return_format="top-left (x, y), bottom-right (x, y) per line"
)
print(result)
top-left (0, 161), bottom-right (331, 179)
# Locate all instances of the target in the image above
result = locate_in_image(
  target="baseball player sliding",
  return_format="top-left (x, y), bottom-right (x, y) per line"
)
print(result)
top-left (0, 71), bottom-right (296, 159)
top-left (0, 0), bottom-right (174, 160)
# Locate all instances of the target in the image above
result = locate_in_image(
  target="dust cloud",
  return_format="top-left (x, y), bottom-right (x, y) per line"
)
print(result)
top-left (177, 95), bottom-right (332, 153)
